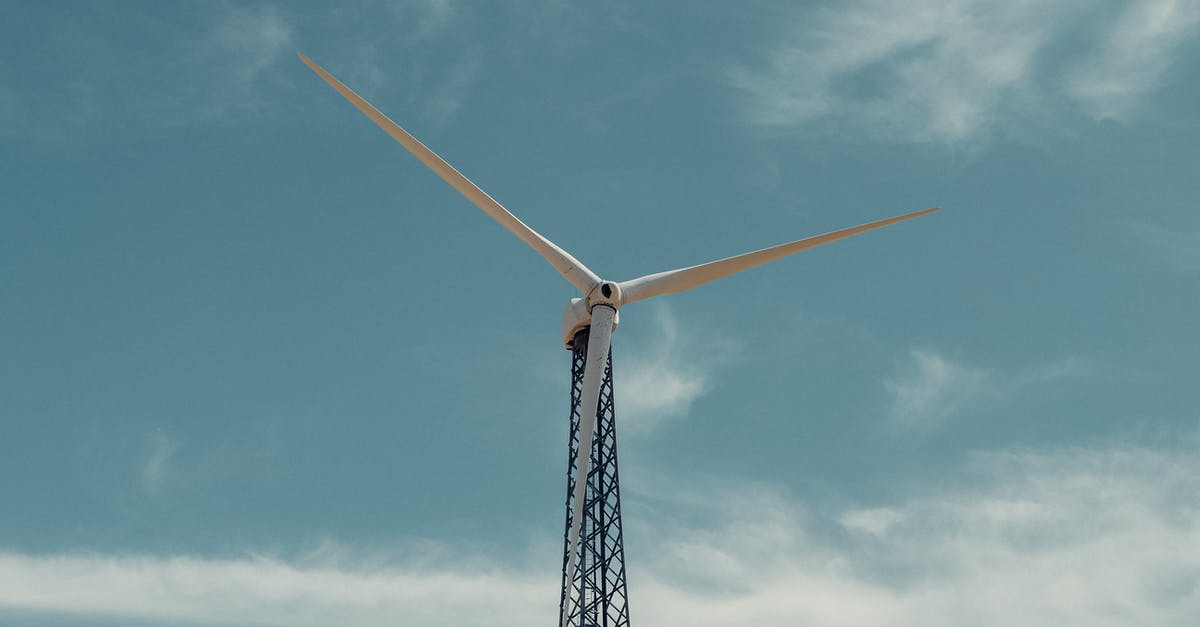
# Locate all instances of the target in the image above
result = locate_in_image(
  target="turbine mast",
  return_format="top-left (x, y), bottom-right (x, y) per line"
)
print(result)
top-left (560, 325), bottom-right (631, 627)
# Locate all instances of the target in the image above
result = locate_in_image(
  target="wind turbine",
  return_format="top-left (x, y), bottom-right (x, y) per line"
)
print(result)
top-left (298, 53), bottom-right (939, 626)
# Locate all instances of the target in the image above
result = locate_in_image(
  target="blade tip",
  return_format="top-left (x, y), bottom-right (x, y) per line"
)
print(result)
top-left (297, 53), bottom-right (320, 72)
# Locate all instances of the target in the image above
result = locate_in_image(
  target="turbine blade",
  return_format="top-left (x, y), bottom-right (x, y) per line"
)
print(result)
top-left (298, 53), bottom-right (601, 294)
top-left (560, 305), bottom-right (616, 627)
top-left (618, 207), bottom-right (940, 304)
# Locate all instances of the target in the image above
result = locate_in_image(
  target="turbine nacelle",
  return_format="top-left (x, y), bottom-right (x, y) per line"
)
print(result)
top-left (562, 284), bottom-right (621, 349)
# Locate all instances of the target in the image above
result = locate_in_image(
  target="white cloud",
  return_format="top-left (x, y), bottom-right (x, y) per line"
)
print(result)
top-left (885, 349), bottom-right (987, 428)
top-left (732, 0), bottom-right (1200, 144)
top-left (1, 5), bottom-right (294, 143)
top-left (99, 4), bottom-right (296, 126)
top-left (185, 5), bottom-right (294, 120)
top-left (3, 1), bottom-right (481, 141)
top-left (140, 430), bottom-right (179, 496)
top-left (0, 551), bottom-right (551, 627)
top-left (423, 48), bottom-right (484, 127)
top-left (4, 435), bottom-right (1199, 626)
top-left (614, 305), bottom-right (729, 434)
top-left (395, 0), bottom-right (457, 44)
top-left (884, 350), bottom-right (1093, 430)
top-left (839, 507), bottom-right (906, 536)
top-left (316, 0), bottom-right (481, 125)
top-left (1129, 220), bottom-right (1200, 274)
top-left (1068, 0), bottom-right (1200, 120)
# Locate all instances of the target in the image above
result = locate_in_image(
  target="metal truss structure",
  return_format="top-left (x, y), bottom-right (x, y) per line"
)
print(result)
top-left (559, 329), bottom-right (631, 627)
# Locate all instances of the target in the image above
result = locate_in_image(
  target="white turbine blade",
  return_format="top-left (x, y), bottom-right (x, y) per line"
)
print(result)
top-left (560, 305), bottom-right (616, 627)
top-left (298, 53), bottom-right (601, 294)
top-left (618, 207), bottom-right (940, 304)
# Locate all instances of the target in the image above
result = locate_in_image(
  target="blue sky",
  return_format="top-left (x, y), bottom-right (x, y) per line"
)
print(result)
top-left (2, 1), bottom-right (1199, 625)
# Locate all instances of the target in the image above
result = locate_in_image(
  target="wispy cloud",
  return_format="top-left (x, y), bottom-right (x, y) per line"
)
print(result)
top-left (3, 1), bottom-right (486, 143)
top-left (885, 349), bottom-right (987, 428)
top-left (139, 430), bottom-right (179, 496)
top-left (185, 5), bottom-right (294, 121)
top-left (614, 305), bottom-right (733, 435)
top-left (423, 48), bottom-right (484, 127)
top-left (1128, 220), bottom-right (1200, 274)
top-left (1012, 355), bottom-right (1094, 387)
top-left (1068, 0), bottom-right (1200, 120)
top-left (838, 506), bottom-right (906, 536)
top-left (398, 0), bottom-right (457, 44)
top-left (731, 0), bottom-right (1200, 144)
top-left (884, 349), bottom-right (1092, 429)
top-left (305, 1), bottom-right (483, 128)
top-left (0, 551), bottom-right (551, 627)
top-left (4, 434), bottom-right (1199, 626)
top-left (1, 5), bottom-right (293, 143)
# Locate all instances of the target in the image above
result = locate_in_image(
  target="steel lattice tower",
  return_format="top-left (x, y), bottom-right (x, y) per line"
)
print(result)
top-left (559, 329), bottom-right (632, 627)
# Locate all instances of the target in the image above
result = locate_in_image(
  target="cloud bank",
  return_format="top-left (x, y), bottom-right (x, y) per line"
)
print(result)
top-left (4, 434), bottom-right (1198, 626)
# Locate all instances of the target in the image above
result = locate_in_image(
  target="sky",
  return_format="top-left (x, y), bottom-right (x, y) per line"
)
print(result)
top-left (2, 0), bottom-right (1199, 625)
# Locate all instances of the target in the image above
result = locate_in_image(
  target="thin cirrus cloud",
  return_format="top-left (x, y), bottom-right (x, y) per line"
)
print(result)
top-left (730, 0), bottom-right (1200, 144)
top-left (421, 47), bottom-right (484, 127)
top-left (1128, 220), bottom-right (1200, 274)
top-left (190, 5), bottom-right (294, 120)
top-left (613, 304), bottom-right (734, 435)
top-left (1067, 0), bottom-right (1200, 119)
top-left (884, 348), bottom-right (1091, 429)
top-left (885, 349), bottom-right (987, 429)
top-left (3, 2), bottom-right (486, 143)
top-left (310, 0), bottom-right (482, 128)
top-left (2, 5), bottom-right (293, 143)
top-left (3, 433), bottom-right (1198, 626)
top-left (139, 431), bottom-right (180, 496)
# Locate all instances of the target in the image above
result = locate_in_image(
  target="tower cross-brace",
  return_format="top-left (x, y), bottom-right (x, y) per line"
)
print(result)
top-left (559, 329), bottom-right (632, 627)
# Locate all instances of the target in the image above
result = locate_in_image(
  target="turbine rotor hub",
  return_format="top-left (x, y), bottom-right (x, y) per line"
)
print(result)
top-left (562, 281), bottom-right (622, 349)
top-left (587, 281), bottom-right (623, 310)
